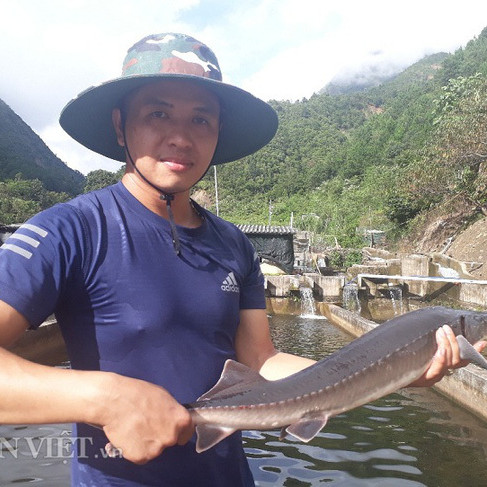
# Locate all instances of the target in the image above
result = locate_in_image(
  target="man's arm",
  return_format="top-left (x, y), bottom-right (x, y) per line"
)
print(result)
top-left (235, 309), bottom-right (315, 379)
top-left (0, 300), bottom-right (193, 464)
top-left (235, 308), bottom-right (485, 385)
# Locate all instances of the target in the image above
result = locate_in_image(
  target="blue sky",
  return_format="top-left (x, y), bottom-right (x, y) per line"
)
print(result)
top-left (2, 0), bottom-right (487, 174)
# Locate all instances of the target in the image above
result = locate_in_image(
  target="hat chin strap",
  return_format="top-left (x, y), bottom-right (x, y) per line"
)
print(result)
top-left (122, 122), bottom-right (182, 256)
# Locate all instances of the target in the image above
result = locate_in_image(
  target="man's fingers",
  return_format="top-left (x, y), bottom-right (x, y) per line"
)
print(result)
top-left (441, 325), bottom-right (460, 368)
top-left (474, 340), bottom-right (487, 353)
top-left (433, 327), bottom-right (447, 364)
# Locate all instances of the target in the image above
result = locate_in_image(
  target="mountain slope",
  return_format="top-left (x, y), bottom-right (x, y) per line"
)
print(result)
top-left (0, 99), bottom-right (84, 195)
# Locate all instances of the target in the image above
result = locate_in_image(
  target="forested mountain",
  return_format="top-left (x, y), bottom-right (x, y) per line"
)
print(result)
top-left (0, 99), bottom-right (84, 195)
top-left (196, 26), bottom-right (487, 248)
top-left (2, 26), bottom-right (487, 250)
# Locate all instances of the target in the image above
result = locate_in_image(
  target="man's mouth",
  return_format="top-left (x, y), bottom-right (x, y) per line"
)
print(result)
top-left (161, 159), bottom-right (193, 171)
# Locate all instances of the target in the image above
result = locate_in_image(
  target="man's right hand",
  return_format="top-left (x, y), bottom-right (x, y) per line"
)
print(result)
top-left (97, 373), bottom-right (194, 464)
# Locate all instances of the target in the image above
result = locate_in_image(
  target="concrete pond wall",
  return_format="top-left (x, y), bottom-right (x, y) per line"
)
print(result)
top-left (265, 249), bottom-right (487, 321)
top-left (265, 274), bottom-right (345, 302)
top-left (351, 250), bottom-right (487, 312)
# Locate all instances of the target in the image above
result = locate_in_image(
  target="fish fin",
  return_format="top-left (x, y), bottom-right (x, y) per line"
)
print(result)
top-left (457, 335), bottom-right (487, 369)
top-left (279, 426), bottom-right (288, 441)
top-left (285, 414), bottom-right (329, 442)
top-left (195, 425), bottom-right (236, 453)
top-left (198, 360), bottom-right (267, 401)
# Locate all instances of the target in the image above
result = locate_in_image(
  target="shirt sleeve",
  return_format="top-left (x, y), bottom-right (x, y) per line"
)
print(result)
top-left (0, 204), bottom-right (86, 328)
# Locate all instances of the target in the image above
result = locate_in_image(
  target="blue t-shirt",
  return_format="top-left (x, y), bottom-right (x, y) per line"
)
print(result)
top-left (0, 182), bottom-right (266, 486)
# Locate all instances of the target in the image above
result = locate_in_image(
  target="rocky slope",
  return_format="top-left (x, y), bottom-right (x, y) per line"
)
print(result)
top-left (446, 218), bottom-right (487, 279)
top-left (400, 196), bottom-right (487, 279)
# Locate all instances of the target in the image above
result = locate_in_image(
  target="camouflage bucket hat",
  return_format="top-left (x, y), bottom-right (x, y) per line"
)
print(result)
top-left (60, 33), bottom-right (278, 165)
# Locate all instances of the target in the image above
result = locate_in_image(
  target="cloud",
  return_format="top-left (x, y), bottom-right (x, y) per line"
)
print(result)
top-left (2, 0), bottom-right (487, 173)
top-left (242, 38), bottom-right (342, 101)
top-left (39, 123), bottom-right (123, 174)
top-left (235, 0), bottom-right (487, 101)
top-left (1, 0), bottom-right (197, 126)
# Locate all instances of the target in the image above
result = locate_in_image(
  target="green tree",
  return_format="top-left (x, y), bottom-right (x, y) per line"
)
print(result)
top-left (0, 177), bottom-right (69, 224)
top-left (407, 74), bottom-right (487, 213)
top-left (84, 169), bottom-right (122, 193)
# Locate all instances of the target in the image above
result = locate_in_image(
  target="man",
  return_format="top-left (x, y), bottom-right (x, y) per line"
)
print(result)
top-left (0, 33), bottom-right (477, 486)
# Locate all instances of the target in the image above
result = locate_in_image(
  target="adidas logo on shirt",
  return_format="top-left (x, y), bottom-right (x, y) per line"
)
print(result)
top-left (221, 272), bottom-right (240, 293)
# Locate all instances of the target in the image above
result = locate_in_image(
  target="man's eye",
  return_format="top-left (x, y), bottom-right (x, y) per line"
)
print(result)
top-left (152, 111), bottom-right (167, 118)
top-left (193, 117), bottom-right (209, 125)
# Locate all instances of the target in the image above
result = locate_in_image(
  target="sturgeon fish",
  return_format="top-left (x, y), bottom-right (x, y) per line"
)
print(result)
top-left (187, 306), bottom-right (487, 453)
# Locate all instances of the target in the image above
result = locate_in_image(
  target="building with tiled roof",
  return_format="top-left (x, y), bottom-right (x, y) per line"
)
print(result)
top-left (236, 225), bottom-right (295, 273)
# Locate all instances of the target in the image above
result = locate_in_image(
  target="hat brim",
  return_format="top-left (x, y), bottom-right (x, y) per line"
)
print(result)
top-left (59, 74), bottom-right (278, 165)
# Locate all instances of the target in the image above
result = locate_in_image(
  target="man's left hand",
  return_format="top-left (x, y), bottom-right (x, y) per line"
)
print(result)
top-left (409, 325), bottom-right (487, 387)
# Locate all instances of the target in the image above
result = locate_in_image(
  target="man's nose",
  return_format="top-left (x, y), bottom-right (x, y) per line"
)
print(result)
top-left (165, 122), bottom-right (193, 149)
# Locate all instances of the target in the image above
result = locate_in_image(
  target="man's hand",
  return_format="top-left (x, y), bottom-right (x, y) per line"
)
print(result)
top-left (409, 325), bottom-right (487, 387)
top-left (99, 374), bottom-right (194, 464)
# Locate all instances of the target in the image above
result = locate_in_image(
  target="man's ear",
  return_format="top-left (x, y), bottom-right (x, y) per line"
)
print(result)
top-left (112, 108), bottom-right (125, 147)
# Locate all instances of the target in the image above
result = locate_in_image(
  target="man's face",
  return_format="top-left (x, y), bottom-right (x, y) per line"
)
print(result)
top-left (114, 79), bottom-right (220, 194)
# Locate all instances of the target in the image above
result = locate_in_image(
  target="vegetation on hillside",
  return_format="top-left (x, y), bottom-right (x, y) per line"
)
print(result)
top-left (0, 175), bottom-right (70, 224)
top-left (2, 26), bottom-right (487, 251)
top-left (83, 167), bottom-right (125, 193)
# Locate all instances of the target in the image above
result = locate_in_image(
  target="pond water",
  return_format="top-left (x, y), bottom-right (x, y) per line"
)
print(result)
top-left (2, 314), bottom-right (487, 486)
